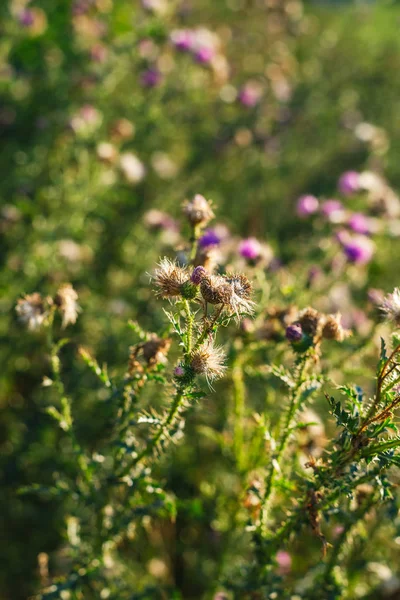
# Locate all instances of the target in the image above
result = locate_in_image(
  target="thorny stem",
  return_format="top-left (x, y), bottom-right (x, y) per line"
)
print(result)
top-left (46, 312), bottom-right (91, 487)
top-left (260, 355), bottom-right (310, 533)
top-left (118, 385), bottom-right (188, 477)
top-left (232, 349), bottom-right (246, 471)
top-left (362, 343), bottom-right (400, 426)
top-left (318, 496), bottom-right (375, 593)
top-left (184, 299), bottom-right (194, 355)
top-left (193, 305), bottom-right (224, 352)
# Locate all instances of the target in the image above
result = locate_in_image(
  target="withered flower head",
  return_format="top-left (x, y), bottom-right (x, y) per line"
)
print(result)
top-left (190, 340), bottom-right (226, 383)
top-left (16, 292), bottom-right (47, 331)
top-left (321, 313), bottom-right (351, 342)
top-left (142, 335), bottom-right (171, 366)
top-left (298, 307), bottom-right (322, 338)
top-left (183, 194), bottom-right (214, 226)
top-left (200, 273), bottom-right (233, 306)
top-left (54, 284), bottom-right (80, 328)
top-left (380, 288), bottom-right (400, 326)
top-left (200, 272), bottom-right (254, 321)
top-left (223, 273), bottom-right (255, 319)
top-left (153, 258), bottom-right (189, 299)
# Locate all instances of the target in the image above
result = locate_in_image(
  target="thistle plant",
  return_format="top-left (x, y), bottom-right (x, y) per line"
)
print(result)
top-left (15, 198), bottom-right (400, 600)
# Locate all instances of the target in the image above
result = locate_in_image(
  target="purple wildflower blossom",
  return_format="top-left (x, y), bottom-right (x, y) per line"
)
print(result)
top-left (296, 195), bottom-right (319, 217)
top-left (199, 229), bottom-right (221, 248)
top-left (239, 237), bottom-right (262, 260)
top-left (285, 323), bottom-right (303, 343)
top-left (338, 171), bottom-right (360, 196)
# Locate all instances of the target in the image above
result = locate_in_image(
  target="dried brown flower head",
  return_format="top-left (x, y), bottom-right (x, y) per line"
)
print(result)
top-left (200, 274), bottom-right (233, 306)
top-left (298, 307), bottom-right (321, 338)
top-left (200, 272), bottom-right (254, 321)
top-left (153, 258), bottom-right (189, 299)
top-left (54, 284), bottom-right (80, 328)
top-left (321, 313), bottom-right (351, 342)
top-left (16, 293), bottom-right (47, 330)
top-left (190, 340), bottom-right (226, 382)
top-left (142, 335), bottom-right (171, 366)
top-left (183, 194), bottom-right (214, 227)
top-left (223, 273), bottom-right (255, 319)
top-left (128, 335), bottom-right (171, 375)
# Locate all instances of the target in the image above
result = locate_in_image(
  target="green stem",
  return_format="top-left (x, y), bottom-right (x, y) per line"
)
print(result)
top-left (318, 497), bottom-right (375, 593)
top-left (46, 315), bottom-right (92, 487)
top-left (184, 299), bottom-right (194, 355)
top-left (189, 224), bottom-right (200, 263)
top-left (260, 356), bottom-right (309, 534)
top-left (118, 385), bottom-right (187, 477)
top-left (232, 354), bottom-right (246, 471)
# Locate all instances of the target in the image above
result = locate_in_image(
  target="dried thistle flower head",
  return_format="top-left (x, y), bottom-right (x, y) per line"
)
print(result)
top-left (321, 313), bottom-right (351, 342)
top-left (380, 288), bottom-right (400, 326)
top-left (200, 272), bottom-right (254, 321)
top-left (190, 340), bottom-right (226, 383)
top-left (142, 335), bottom-right (171, 366)
top-left (16, 292), bottom-right (47, 330)
top-left (54, 284), bottom-right (80, 328)
top-left (223, 273), bottom-right (255, 319)
top-left (128, 335), bottom-right (171, 375)
top-left (183, 194), bottom-right (214, 226)
top-left (298, 307), bottom-right (321, 338)
top-left (153, 258), bottom-right (189, 299)
top-left (200, 273), bottom-right (233, 306)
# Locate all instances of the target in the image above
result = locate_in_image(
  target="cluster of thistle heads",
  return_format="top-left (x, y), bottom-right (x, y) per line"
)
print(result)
top-left (285, 308), bottom-right (352, 353)
top-left (15, 191), bottom-right (400, 388)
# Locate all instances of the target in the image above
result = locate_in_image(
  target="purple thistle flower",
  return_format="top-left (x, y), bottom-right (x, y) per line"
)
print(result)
top-left (296, 195), bottom-right (319, 217)
top-left (338, 171), bottom-right (360, 196)
top-left (191, 266), bottom-right (206, 285)
top-left (194, 46), bottom-right (215, 64)
top-left (170, 29), bottom-right (194, 52)
top-left (321, 199), bottom-right (345, 222)
top-left (342, 235), bottom-right (374, 264)
top-left (238, 83), bottom-right (262, 108)
top-left (347, 212), bottom-right (371, 235)
top-left (140, 68), bottom-right (162, 88)
top-left (174, 365), bottom-right (185, 377)
top-left (285, 323), bottom-right (303, 343)
top-left (199, 229), bottom-right (221, 248)
top-left (18, 9), bottom-right (35, 27)
top-left (239, 237), bottom-right (262, 261)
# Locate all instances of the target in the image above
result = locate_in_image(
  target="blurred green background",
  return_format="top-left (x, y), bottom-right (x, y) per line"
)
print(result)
top-left (2, 0), bottom-right (400, 597)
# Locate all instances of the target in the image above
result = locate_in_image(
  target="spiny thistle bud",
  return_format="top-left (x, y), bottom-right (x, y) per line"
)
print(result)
top-left (54, 284), bottom-right (80, 328)
top-left (174, 365), bottom-right (185, 377)
top-left (380, 288), bottom-right (400, 326)
top-left (153, 258), bottom-right (190, 299)
top-left (285, 322), bottom-right (313, 352)
top-left (183, 194), bottom-right (214, 227)
top-left (321, 313), bottom-right (351, 342)
top-left (190, 341), bottom-right (226, 383)
top-left (173, 363), bottom-right (195, 384)
top-left (285, 323), bottom-right (303, 343)
top-left (180, 280), bottom-right (198, 300)
top-left (298, 307), bottom-right (322, 338)
top-left (191, 266), bottom-right (207, 285)
top-left (16, 292), bottom-right (47, 331)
